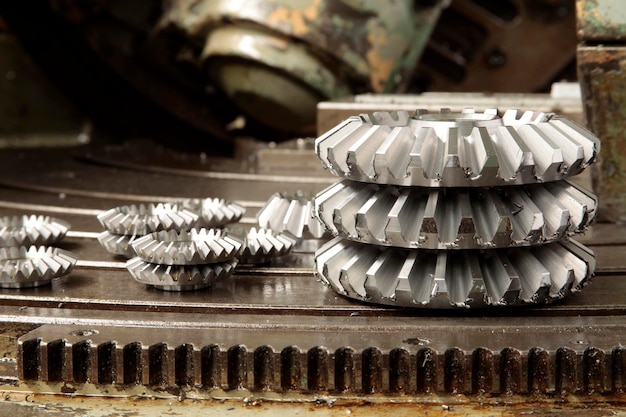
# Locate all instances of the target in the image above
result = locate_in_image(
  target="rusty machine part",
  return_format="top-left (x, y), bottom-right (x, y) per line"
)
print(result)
top-left (577, 0), bottom-right (626, 223)
top-left (256, 192), bottom-right (327, 239)
top-left (0, 246), bottom-right (77, 289)
top-left (414, 0), bottom-right (578, 92)
top-left (313, 108), bottom-right (599, 308)
top-left (157, 0), bottom-right (450, 134)
top-left (0, 215), bottom-right (70, 247)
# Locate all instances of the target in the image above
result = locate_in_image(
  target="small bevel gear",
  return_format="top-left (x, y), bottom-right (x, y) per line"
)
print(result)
top-left (235, 227), bottom-right (297, 263)
top-left (97, 231), bottom-right (141, 258)
top-left (126, 257), bottom-right (238, 291)
top-left (0, 215), bottom-right (70, 247)
top-left (97, 203), bottom-right (199, 235)
top-left (131, 229), bottom-right (243, 265)
top-left (315, 108), bottom-right (600, 187)
top-left (257, 192), bottom-right (326, 239)
top-left (180, 198), bottom-right (245, 228)
top-left (314, 179), bottom-right (597, 249)
top-left (316, 237), bottom-right (595, 308)
top-left (0, 246), bottom-right (78, 288)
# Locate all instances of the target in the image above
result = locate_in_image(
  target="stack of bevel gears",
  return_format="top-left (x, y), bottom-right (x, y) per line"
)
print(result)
top-left (313, 108), bottom-right (600, 308)
top-left (0, 215), bottom-right (77, 288)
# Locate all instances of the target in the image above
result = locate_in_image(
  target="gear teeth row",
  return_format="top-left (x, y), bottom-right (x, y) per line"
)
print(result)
top-left (180, 198), bottom-right (245, 228)
top-left (131, 229), bottom-right (243, 265)
top-left (236, 227), bottom-right (297, 263)
top-left (315, 109), bottom-right (600, 187)
top-left (0, 246), bottom-right (78, 288)
top-left (98, 203), bottom-right (199, 236)
top-left (316, 238), bottom-right (595, 308)
top-left (257, 192), bottom-right (326, 239)
top-left (0, 215), bottom-right (70, 247)
top-left (314, 179), bottom-right (597, 249)
top-left (126, 257), bottom-right (237, 291)
top-left (97, 231), bottom-right (140, 258)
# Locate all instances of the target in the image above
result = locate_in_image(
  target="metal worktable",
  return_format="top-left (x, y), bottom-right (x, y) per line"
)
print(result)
top-left (1, 142), bottom-right (626, 415)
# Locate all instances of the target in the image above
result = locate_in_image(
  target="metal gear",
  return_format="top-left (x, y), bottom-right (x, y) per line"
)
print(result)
top-left (131, 229), bottom-right (243, 266)
top-left (97, 231), bottom-right (141, 258)
top-left (0, 246), bottom-right (78, 289)
top-left (180, 198), bottom-right (245, 228)
top-left (0, 215), bottom-right (70, 247)
top-left (126, 257), bottom-right (238, 291)
top-left (314, 179), bottom-right (597, 249)
top-left (315, 108), bottom-right (600, 187)
top-left (97, 203), bottom-right (199, 235)
top-left (235, 227), bottom-right (297, 263)
top-left (316, 237), bottom-right (595, 308)
top-left (257, 192), bottom-right (326, 239)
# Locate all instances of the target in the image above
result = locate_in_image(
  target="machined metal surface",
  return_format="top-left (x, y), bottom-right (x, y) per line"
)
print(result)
top-left (234, 227), bottom-right (296, 264)
top-left (132, 229), bottom-right (242, 265)
top-left (257, 192), bottom-right (326, 239)
top-left (0, 215), bottom-right (70, 247)
top-left (316, 237), bottom-right (595, 308)
top-left (97, 203), bottom-right (199, 235)
top-left (315, 108), bottom-right (600, 187)
top-left (0, 246), bottom-right (77, 289)
top-left (126, 257), bottom-right (238, 292)
top-left (96, 231), bottom-right (139, 258)
top-left (180, 198), bottom-right (245, 228)
top-left (314, 179), bottom-right (597, 249)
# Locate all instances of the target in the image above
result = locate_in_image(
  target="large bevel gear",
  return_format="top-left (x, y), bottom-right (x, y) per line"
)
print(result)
top-left (314, 179), bottom-right (597, 249)
top-left (180, 198), bottom-right (245, 228)
top-left (316, 237), bottom-right (595, 308)
top-left (0, 215), bottom-right (70, 247)
top-left (131, 229), bottom-right (243, 265)
top-left (257, 192), bottom-right (326, 239)
top-left (315, 108), bottom-right (600, 187)
top-left (97, 203), bottom-right (199, 236)
top-left (0, 246), bottom-right (78, 289)
top-left (126, 257), bottom-right (237, 291)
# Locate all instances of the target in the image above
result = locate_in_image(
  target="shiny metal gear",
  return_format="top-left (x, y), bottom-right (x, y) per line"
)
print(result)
top-left (126, 257), bottom-right (238, 291)
top-left (316, 237), bottom-right (595, 308)
top-left (0, 215), bottom-right (70, 247)
top-left (131, 229), bottom-right (243, 265)
top-left (97, 231), bottom-right (141, 258)
top-left (257, 192), bottom-right (326, 239)
top-left (97, 203), bottom-right (199, 235)
top-left (0, 246), bottom-right (78, 289)
top-left (180, 198), bottom-right (245, 228)
top-left (314, 179), bottom-right (597, 249)
top-left (235, 227), bottom-right (297, 263)
top-left (315, 108), bottom-right (600, 187)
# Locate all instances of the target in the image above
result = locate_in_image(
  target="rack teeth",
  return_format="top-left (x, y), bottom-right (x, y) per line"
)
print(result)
top-left (131, 229), bottom-right (243, 265)
top-left (235, 227), bottom-right (296, 263)
top-left (315, 237), bottom-right (595, 308)
top-left (97, 203), bottom-right (199, 235)
top-left (0, 215), bottom-right (70, 247)
top-left (314, 180), bottom-right (596, 249)
top-left (180, 198), bottom-right (245, 228)
top-left (126, 257), bottom-right (238, 291)
top-left (257, 192), bottom-right (326, 239)
top-left (315, 108), bottom-right (600, 187)
top-left (0, 246), bottom-right (77, 288)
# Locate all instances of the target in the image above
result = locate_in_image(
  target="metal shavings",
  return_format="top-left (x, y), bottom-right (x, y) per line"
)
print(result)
top-left (180, 198), bottom-right (245, 228)
top-left (131, 228), bottom-right (243, 265)
top-left (0, 215), bottom-right (70, 247)
top-left (97, 203), bottom-right (199, 236)
top-left (126, 257), bottom-right (238, 291)
top-left (257, 192), bottom-right (326, 239)
top-left (314, 179), bottom-right (597, 249)
top-left (315, 237), bottom-right (595, 308)
top-left (0, 246), bottom-right (78, 288)
top-left (315, 108), bottom-right (600, 187)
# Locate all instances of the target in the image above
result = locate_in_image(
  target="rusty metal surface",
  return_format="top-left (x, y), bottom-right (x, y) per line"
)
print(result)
top-left (577, 0), bottom-right (626, 41)
top-left (578, 46), bottom-right (626, 223)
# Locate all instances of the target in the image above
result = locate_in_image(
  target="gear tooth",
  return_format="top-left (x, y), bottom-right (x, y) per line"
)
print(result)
top-left (509, 249), bottom-right (551, 302)
top-left (181, 198), bottom-right (244, 228)
top-left (235, 227), bottom-right (294, 263)
top-left (0, 215), bottom-right (70, 247)
top-left (257, 192), bottom-right (324, 239)
top-left (364, 248), bottom-right (402, 300)
top-left (0, 246), bottom-right (77, 288)
top-left (347, 125), bottom-right (392, 179)
top-left (531, 244), bottom-right (574, 298)
top-left (515, 124), bottom-right (564, 180)
top-left (548, 117), bottom-right (600, 167)
top-left (481, 252), bottom-right (520, 306)
top-left (505, 187), bottom-right (544, 245)
top-left (98, 203), bottom-right (198, 235)
top-left (525, 184), bottom-right (569, 239)
top-left (315, 237), bottom-right (351, 295)
top-left (315, 117), bottom-right (362, 172)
